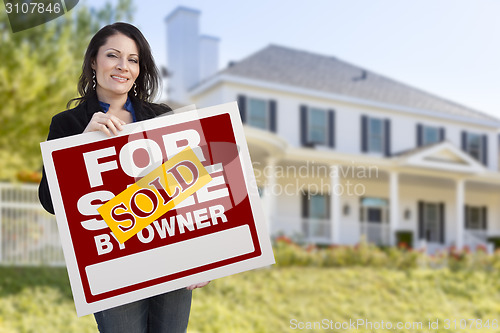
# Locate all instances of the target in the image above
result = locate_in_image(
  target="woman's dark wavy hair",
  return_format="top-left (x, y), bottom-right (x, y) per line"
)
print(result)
top-left (68, 22), bottom-right (160, 107)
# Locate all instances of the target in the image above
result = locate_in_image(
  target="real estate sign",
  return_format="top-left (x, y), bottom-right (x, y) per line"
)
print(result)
top-left (40, 102), bottom-right (274, 316)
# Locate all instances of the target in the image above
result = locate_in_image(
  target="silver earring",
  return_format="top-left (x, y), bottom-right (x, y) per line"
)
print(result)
top-left (92, 70), bottom-right (96, 90)
top-left (133, 82), bottom-right (137, 96)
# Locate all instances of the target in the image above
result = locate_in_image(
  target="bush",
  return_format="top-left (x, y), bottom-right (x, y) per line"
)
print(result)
top-left (273, 237), bottom-right (499, 272)
top-left (396, 231), bottom-right (413, 248)
top-left (274, 237), bottom-right (420, 270)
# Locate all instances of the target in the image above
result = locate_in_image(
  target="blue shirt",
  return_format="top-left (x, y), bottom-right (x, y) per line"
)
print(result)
top-left (99, 97), bottom-right (137, 122)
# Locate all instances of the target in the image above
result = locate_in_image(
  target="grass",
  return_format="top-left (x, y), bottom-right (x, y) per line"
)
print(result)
top-left (1, 266), bottom-right (500, 332)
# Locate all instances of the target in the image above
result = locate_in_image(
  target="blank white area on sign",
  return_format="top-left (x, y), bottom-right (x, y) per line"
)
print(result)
top-left (85, 225), bottom-right (254, 296)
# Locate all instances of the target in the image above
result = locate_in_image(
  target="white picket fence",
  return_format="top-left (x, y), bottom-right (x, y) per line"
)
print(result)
top-left (0, 182), bottom-right (64, 266)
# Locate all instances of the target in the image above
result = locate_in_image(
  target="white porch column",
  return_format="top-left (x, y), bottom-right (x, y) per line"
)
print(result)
top-left (264, 158), bottom-right (277, 233)
top-left (455, 178), bottom-right (465, 250)
top-left (389, 171), bottom-right (399, 246)
top-left (330, 165), bottom-right (340, 244)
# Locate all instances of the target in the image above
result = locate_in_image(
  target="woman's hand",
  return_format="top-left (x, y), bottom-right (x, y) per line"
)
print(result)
top-left (186, 281), bottom-right (210, 290)
top-left (84, 112), bottom-right (126, 137)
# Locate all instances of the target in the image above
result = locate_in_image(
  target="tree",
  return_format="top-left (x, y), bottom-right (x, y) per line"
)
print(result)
top-left (0, 0), bottom-right (134, 181)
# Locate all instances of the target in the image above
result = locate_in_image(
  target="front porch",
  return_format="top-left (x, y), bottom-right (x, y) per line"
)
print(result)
top-left (271, 215), bottom-right (496, 253)
top-left (252, 140), bottom-right (500, 253)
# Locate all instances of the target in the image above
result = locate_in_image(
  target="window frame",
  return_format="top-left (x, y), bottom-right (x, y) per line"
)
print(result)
top-left (466, 132), bottom-right (482, 161)
top-left (467, 206), bottom-right (485, 230)
top-left (422, 125), bottom-right (440, 145)
top-left (307, 107), bottom-right (329, 146)
top-left (246, 97), bottom-right (269, 130)
top-left (367, 117), bottom-right (385, 153)
top-left (360, 197), bottom-right (388, 224)
top-left (423, 202), bottom-right (440, 243)
top-left (307, 193), bottom-right (329, 219)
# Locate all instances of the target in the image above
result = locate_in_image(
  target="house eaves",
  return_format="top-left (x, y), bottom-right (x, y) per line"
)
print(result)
top-left (190, 73), bottom-right (500, 129)
top-left (189, 44), bottom-right (500, 129)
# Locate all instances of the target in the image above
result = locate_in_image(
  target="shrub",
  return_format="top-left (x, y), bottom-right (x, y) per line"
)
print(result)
top-left (273, 237), bottom-right (499, 272)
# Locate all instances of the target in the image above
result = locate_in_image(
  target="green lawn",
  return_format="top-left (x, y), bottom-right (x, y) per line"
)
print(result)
top-left (0, 266), bottom-right (500, 332)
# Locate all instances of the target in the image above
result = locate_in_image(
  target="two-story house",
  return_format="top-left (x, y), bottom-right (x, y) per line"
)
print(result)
top-left (165, 7), bottom-right (500, 252)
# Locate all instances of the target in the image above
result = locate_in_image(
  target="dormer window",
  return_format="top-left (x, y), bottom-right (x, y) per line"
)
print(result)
top-left (461, 131), bottom-right (487, 165)
top-left (423, 126), bottom-right (439, 145)
top-left (417, 124), bottom-right (445, 147)
top-left (466, 133), bottom-right (481, 161)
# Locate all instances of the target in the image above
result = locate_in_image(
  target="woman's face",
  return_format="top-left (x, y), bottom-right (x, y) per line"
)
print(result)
top-left (91, 33), bottom-right (140, 102)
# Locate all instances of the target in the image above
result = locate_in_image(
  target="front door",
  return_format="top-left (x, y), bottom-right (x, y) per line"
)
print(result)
top-left (418, 201), bottom-right (444, 244)
top-left (360, 197), bottom-right (389, 245)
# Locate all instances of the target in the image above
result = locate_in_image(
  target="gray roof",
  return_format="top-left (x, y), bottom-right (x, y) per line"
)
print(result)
top-left (220, 44), bottom-right (498, 123)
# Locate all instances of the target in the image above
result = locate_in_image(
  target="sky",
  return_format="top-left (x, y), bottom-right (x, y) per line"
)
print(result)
top-left (83, 0), bottom-right (500, 119)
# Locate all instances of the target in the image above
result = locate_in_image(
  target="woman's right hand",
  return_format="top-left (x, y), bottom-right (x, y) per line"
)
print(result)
top-left (84, 112), bottom-right (126, 137)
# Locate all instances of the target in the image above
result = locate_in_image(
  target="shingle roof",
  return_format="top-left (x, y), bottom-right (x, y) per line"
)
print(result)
top-left (219, 44), bottom-right (498, 123)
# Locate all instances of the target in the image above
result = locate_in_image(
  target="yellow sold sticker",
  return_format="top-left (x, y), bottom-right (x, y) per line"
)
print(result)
top-left (98, 147), bottom-right (212, 243)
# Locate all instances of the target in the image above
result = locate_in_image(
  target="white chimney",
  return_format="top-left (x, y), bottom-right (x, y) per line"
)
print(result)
top-left (165, 7), bottom-right (219, 104)
top-left (165, 7), bottom-right (201, 104)
top-left (199, 35), bottom-right (219, 82)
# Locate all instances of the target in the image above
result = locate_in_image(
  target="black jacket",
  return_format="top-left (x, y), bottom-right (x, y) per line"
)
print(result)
top-left (38, 92), bottom-right (171, 214)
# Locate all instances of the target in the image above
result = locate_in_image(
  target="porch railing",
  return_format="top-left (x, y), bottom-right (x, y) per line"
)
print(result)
top-left (271, 216), bottom-right (331, 244)
top-left (360, 222), bottom-right (390, 246)
top-left (464, 229), bottom-right (494, 253)
top-left (0, 183), bottom-right (64, 265)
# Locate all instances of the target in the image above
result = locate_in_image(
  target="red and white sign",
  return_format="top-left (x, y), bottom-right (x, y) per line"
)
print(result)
top-left (40, 102), bottom-right (275, 316)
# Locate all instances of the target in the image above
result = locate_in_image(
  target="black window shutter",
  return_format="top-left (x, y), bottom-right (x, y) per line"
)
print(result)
top-left (237, 95), bottom-right (246, 124)
top-left (461, 131), bottom-right (467, 151)
top-left (328, 109), bottom-right (335, 148)
top-left (482, 206), bottom-right (488, 230)
top-left (439, 202), bottom-right (445, 244)
top-left (301, 193), bottom-right (309, 218)
top-left (384, 119), bottom-right (391, 157)
top-left (300, 105), bottom-right (308, 146)
top-left (439, 127), bottom-right (445, 142)
top-left (269, 100), bottom-right (277, 133)
top-left (482, 134), bottom-right (488, 166)
top-left (417, 124), bottom-right (423, 147)
top-left (418, 201), bottom-right (424, 240)
top-left (464, 205), bottom-right (469, 229)
top-left (361, 115), bottom-right (368, 152)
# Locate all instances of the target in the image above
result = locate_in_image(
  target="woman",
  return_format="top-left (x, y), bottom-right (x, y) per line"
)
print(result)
top-left (38, 22), bottom-right (208, 333)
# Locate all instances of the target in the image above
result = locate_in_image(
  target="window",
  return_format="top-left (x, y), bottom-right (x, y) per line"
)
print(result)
top-left (468, 207), bottom-right (482, 229)
top-left (308, 108), bottom-right (328, 145)
top-left (423, 203), bottom-right (440, 243)
top-left (307, 194), bottom-right (328, 219)
top-left (422, 126), bottom-right (440, 145)
top-left (237, 95), bottom-right (277, 132)
top-left (417, 124), bottom-right (444, 146)
top-left (247, 98), bottom-right (268, 130)
top-left (462, 131), bottom-right (487, 165)
top-left (300, 105), bottom-right (335, 148)
top-left (367, 208), bottom-right (382, 223)
top-left (368, 117), bottom-right (384, 153)
top-left (302, 193), bottom-right (330, 239)
top-left (465, 206), bottom-right (486, 230)
top-left (360, 197), bottom-right (388, 223)
top-left (466, 133), bottom-right (482, 161)
top-left (362, 116), bottom-right (390, 156)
